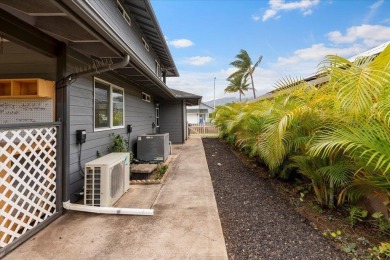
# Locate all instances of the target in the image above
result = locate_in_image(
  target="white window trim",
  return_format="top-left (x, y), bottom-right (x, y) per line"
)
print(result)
top-left (142, 92), bottom-right (151, 103)
top-left (117, 0), bottom-right (131, 26)
top-left (155, 60), bottom-right (161, 77)
top-left (142, 37), bottom-right (150, 52)
top-left (94, 78), bottom-right (125, 132)
top-left (156, 107), bottom-right (160, 127)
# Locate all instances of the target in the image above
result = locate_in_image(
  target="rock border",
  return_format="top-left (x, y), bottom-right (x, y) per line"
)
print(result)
top-left (130, 154), bottom-right (177, 185)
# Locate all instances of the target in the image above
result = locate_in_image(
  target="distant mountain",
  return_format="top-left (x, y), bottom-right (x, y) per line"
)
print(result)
top-left (204, 96), bottom-right (253, 107)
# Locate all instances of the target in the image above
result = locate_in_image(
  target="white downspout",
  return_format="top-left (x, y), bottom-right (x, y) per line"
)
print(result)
top-left (63, 201), bottom-right (154, 216)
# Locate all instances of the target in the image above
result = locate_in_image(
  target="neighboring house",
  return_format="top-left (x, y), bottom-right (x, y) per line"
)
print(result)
top-left (255, 41), bottom-right (390, 101)
top-left (187, 102), bottom-right (214, 124)
top-left (0, 0), bottom-right (201, 253)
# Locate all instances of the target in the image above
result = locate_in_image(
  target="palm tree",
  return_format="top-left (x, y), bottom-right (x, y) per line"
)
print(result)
top-left (224, 73), bottom-right (249, 101)
top-left (229, 49), bottom-right (262, 99)
top-left (214, 44), bottom-right (390, 208)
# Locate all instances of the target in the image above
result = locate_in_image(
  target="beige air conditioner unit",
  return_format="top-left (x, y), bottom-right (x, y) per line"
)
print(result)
top-left (84, 153), bottom-right (130, 207)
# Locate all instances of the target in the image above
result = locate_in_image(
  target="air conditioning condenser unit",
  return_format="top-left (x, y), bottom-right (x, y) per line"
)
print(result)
top-left (84, 152), bottom-right (130, 207)
top-left (137, 133), bottom-right (169, 162)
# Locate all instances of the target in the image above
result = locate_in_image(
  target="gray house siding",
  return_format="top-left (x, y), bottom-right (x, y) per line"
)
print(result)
top-left (86, 0), bottom-right (160, 74)
top-left (67, 51), bottom-right (157, 201)
top-left (0, 1), bottom-right (189, 204)
top-left (159, 100), bottom-right (184, 144)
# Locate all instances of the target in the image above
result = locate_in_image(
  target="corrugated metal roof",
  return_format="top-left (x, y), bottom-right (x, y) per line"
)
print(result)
top-left (348, 41), bottom-right (390, 62)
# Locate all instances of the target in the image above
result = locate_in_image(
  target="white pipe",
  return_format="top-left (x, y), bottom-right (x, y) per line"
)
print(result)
top-left (63, 201), bottom-right (154, 216)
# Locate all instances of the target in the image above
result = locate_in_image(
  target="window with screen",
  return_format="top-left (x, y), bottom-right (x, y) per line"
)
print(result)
top-left (94, 79), bottom-right (124, 131)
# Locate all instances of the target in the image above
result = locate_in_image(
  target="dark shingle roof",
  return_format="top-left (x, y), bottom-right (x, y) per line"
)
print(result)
top-left (170, 89), bottom-right (202, 106)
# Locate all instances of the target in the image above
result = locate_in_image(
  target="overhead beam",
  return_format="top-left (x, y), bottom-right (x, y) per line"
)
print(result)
top-left (0, 9), bottom-right (60, 57)
top-left (36, 16), bottom-right (96, 41)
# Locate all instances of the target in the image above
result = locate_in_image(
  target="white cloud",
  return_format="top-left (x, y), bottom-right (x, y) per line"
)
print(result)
top-left (263, 9), bottom-right (277, 21)
top-left (272, 43), bottom-right (370, 81)
top-left (185, 56), bottom-right (213, 66)
top-left (251, 15), bottom-right (261, 21)
top-left (165, 67), bottom-right (278, 102)
top-left (270, 24), bottom-right (390, 79)
top-left (364, 0), bottom-right (384, 23)
top-left (327, 24), bottom-right (390, 47)
top-left (168, 39), bottom-right (194, 48)
top-left (276, 43), bottom-right (363, 67)
top-left (166, 71), bottom-right (227, 101)
top-left (262, 0), bottom-right (320, 21)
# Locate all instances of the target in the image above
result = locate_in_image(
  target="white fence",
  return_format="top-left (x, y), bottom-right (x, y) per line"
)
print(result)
top-left (188, 123), bottom-right (218, 137)
top-left (0, 123), bottom-right (62, 255)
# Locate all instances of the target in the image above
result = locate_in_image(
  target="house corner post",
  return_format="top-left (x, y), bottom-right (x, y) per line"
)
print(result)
top-left (56, 42), bottom-right (70, 203)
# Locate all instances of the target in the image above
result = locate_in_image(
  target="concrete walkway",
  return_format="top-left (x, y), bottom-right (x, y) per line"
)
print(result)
top-left (5, 138), bottom-right (228, 260)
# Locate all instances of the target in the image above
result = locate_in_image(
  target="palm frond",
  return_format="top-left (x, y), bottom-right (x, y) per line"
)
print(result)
top-left (309, 122), bottom-right (390, 173)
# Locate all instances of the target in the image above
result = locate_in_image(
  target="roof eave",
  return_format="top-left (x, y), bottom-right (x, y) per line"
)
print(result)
top-left (141, 0), bottom-right (179, 77)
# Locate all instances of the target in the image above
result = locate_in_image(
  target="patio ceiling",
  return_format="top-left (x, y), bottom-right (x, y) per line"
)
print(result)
top-left (0, 0), bottom-right (177, 99)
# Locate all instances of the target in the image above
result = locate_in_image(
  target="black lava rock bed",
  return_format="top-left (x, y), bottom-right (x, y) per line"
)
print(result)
top-left (202, 138), bottom-right (346, 259)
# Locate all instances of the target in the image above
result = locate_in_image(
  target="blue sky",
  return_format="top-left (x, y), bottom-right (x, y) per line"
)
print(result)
top-left (151, 0), bottom-right (390, 102)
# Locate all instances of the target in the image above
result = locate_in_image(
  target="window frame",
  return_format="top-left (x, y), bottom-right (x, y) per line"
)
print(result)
top-left (155, 60), bottom-right (161, 76)
top-left (142, 37), bottom-right (150, 52)
top-left (117, 0), bottom-right (131, 26)
top-left (142, 92), bottom-right (151, 103)
top-left (94, 78), bottom-right (125, 132)
top-left (156, 107), bottom-right (160, 127)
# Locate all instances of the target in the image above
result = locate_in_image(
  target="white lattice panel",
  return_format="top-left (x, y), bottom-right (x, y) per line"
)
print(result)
top-left (0, 127), bottom-right (57, 248)
top-left (0, 99), bottom-right (53, 124)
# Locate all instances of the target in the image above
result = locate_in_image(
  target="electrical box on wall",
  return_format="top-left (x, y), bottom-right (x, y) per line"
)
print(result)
top-left (76, 130), bottom-right (86, 144)
top-left (127, 124), bottom-right (132, 134)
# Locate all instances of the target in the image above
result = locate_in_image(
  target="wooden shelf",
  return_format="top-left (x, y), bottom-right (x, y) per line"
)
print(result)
top-left (0, 78), bottom-right (54, 99)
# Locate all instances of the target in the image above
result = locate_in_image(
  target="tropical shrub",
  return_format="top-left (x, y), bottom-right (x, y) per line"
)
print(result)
top-left (111, 133), bottom-right (129, 152)
top-left (212, 45), bottom-right (390, 208)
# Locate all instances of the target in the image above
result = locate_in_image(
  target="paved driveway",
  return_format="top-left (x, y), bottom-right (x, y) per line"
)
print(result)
top-left (5, 138), bottom-right (228, 260)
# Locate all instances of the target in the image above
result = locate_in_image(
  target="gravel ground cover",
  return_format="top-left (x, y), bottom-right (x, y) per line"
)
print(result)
top-left (203, 138), bottom-right (347, 259)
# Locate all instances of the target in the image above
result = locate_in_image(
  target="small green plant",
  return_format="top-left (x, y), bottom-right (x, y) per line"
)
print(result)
top-left (348, 206), bottom-right (368, 227)
top-left (342, 243), bottom-right (357, 253)
top-left (357, 236), bottom-right (370, 246)
top-left (156, 163), bottom-right (168, 180)
top-left (372, 212), bottom-right (390, 237)
top-left (370, 242), bottom-right (390, 259)
top-left (323, 229), bottom-right (342, 241)
top-left (309, 201), bottom-right (324, 213)
top-left (111, 134), bottom-right (128, 152)
top-left (96, 150), bottom-right (101, 158)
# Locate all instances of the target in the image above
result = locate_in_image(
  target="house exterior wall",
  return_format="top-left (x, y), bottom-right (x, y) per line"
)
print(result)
top-left (187, 114), bottom-right (199, 124)
top-left (186, 103), bottom-right (214, 124)
top-left (0, 1), bottom-right (188, 204)
top-left (86, 0), bottom-right (160, 75)
top-left (200, 103), bottom-right (214, 114)
top-left (159, 100), bottom-right (184, 144)
top-left (66, 50), bottom-right (157, 201)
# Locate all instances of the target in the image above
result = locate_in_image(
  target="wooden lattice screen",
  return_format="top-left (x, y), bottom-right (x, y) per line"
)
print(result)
top-left (0, 126), bottom-right (58, 248)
